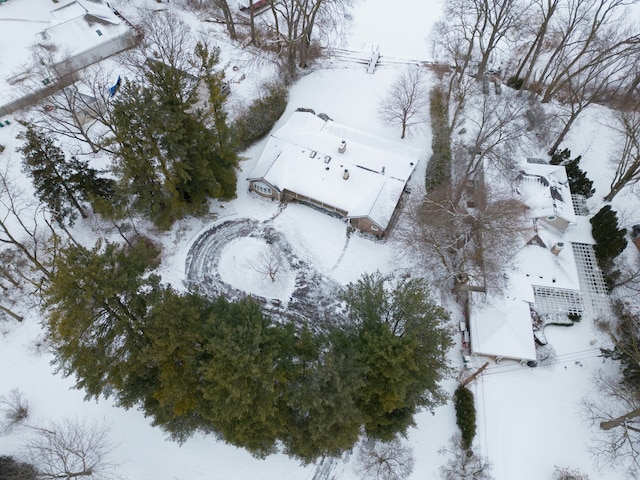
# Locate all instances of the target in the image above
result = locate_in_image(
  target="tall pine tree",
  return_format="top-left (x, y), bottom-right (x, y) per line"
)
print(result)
top-left (18, 124), bottom-right (111, 224)
top-left (110, 42), bottom-right (238, 229)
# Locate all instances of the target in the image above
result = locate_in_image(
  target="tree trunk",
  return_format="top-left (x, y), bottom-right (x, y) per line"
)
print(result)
top-left (0, 304), bottom-right (24, 322)
top-left (216, 0), bottom-right (237, 40)
top-left (600, 408), bottom-right (640, 430)
top-left (548, 108), bottom-right (582, 155)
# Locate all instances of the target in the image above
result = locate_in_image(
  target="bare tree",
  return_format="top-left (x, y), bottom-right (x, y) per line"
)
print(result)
top-left (547, 50), bottom-right (633, 155)
top-left (474, 0), bottom-right (529, 81)
top-left (553, 466), bottom-right (591, 480)
top-left (0, 389), bottom-right (29, 435)
top-left (26, 65), bottom-right (118, 155)
top-left (379, 67), bottom-right (429, 139)
top-left (252, 244), bottom-right (284, 282)
top-left (583, 370), bottom-right (640, 475)
top-left (24, 418), bottom-right (116, 480)
top-left (583, 300), bottom-right (640, 475)
top-left (264, 0), bottom-right (355, 73)
top-left (451, 91), bottom-right (528, 207)
top-left (399, 185), bottom-right (529, 293)
top-left (513, 0), bottom-right (560, 92)
top-left (605, 107), bottom-right (640, 201)
top-left (439, 434), bottom-right (494, 480)
top-left (0, 163), bottom-right (60, 321)
top-left (124, 9), bottom-right (197, 78)
top-left (530, 0), bottom-right (638, 103)
top-left (355, 437), bottom-right (415, 480)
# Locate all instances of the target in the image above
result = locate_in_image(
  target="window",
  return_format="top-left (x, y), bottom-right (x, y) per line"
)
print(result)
top-left (253, 182), bottom-right (272, 196)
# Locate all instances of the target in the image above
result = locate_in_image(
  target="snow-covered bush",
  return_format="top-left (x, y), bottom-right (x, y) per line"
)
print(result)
top-left (233, 83), bottom-right (288, 151)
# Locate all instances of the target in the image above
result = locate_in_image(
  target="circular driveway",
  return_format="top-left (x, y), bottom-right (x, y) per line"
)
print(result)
top-left (185, 217), bottom-right (347, 329)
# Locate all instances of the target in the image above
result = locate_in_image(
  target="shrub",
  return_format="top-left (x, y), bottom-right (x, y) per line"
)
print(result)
top-left (506, 76), bottom-right (524, 90)
top-left (453, 386), bottom-right (476, 450)
top-left (0, 388), bottom-right (29, 434)
top-left (0, 456), bottom-right (38, 480)
top-left (567, 313), bottom-right (582, 323)
top-left (233, 83), bottom-right (289, 151)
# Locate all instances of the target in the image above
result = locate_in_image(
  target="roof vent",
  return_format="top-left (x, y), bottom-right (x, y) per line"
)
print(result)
top-left (551, 241), bottom-right (564, 256)
top-left (338, 140), bottom-right (346, 154)
top-left (323, 155), bottom-right (331, 164)
top-left (343, 169), bottom-right (349, 180)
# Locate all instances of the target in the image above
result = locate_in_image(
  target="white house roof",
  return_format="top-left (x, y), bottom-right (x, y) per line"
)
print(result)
top-left (468, 157), bottom-right (587, 362)
top-left (469, 292), bottom-right (537, 362)
top-left (516, 161), bottom-right (576, 225)
top-left (37, 1), bottom-right (128, 62)
top-left (248, 111), bottom-right (421, 230)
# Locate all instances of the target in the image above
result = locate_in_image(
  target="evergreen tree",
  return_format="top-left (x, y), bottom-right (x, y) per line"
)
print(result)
top-left (550, 148), bottom-right (594, 198)
top-left (590, 205), bottom-right (627, 265)
top-left (342, 272), bottom-right (453, 441)
top-left (44, 238), bottom-right (161, 399)
top-left (110, 42), bottom-right (238, 229)
top-left (282, 328), bottom-right (366, 462)
top-left (17, 125), bottom-right (112, 224)
top-left (453, 386), bottom-right (477, 450)
top-left (590, 205), bottom-right (627, 289)
top-left (198, 297), bottom-right (291, 456)
top-left (565, 157), bottom-right (595, 198)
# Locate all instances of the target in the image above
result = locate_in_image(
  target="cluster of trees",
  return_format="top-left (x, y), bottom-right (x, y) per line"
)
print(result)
top-left (433, 0), bottom-right (640, 197)
top-left (186, 0), bottom-right (356, 74)
top-left (42, 237), bottom-right (452, 462)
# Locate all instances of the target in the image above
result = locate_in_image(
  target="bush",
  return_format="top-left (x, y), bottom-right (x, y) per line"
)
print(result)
top-left (233, 83), bottom-right (289, 151)
top-left (426, 86), bottom-right (451, 190)
top-left (453, 386), bottom-right (476, 450)
top-left (567, 313), bottom-right (582, 323)
top-left (0, 456), bottom-right (38, 480)
top-left (506, 76), bottom-right (524, 90)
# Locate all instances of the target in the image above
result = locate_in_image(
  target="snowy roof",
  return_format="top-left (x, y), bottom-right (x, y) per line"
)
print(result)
top-left (516, 161), bottom-right (576, 225)
top-left (508, 239), bottom-right (581, 304)
top-left (37, 1), bottom-right (128, 62)
top-left (469, 292), bottom-right (537, 362)
top-left (249, 111), bottom-right (421, 230)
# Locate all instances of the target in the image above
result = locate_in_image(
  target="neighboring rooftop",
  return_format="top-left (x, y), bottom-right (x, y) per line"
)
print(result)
top-left (516, 160), bottom-right (577, 227)
top-left (468, 159), bottom-right (594, 363)
top-left (0, 0), bottom-right (133, 107)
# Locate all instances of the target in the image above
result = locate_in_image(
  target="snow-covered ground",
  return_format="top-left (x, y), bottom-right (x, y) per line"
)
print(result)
top-left (1, 1), bottom-right (639, 479)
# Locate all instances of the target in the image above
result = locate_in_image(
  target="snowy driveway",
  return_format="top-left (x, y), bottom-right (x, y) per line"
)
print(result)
top-left (185, 217), bottom-right (347, 330)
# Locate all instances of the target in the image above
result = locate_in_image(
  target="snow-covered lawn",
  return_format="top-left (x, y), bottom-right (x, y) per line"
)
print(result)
top-left (1, 1), bottom-right (638, 480)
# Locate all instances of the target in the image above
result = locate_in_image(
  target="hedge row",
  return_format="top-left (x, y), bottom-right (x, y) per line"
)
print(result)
top-left (233, 83), bottom-right (289, 151)
top-left (425, 85), bottom-right (452, 190)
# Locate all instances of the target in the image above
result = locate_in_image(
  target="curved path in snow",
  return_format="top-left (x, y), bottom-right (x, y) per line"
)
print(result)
top-left (185, 217), bottom-right (347, 330)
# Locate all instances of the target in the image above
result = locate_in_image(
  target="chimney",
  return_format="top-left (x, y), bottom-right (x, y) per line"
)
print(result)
top-left (551, 241), bottom-right (564, 256)
top-left (381, 166), bottom-right (385, 175)
top-left (343, 169), bottom-right (349, 180)
top-left (338, 140), bottom-right (347, 154)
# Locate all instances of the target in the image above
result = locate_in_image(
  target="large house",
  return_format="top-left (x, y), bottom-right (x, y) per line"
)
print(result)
top-left (467, 158), bottom-right (603, 364)
top-left (248, 111), bottom-right (422, 238)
